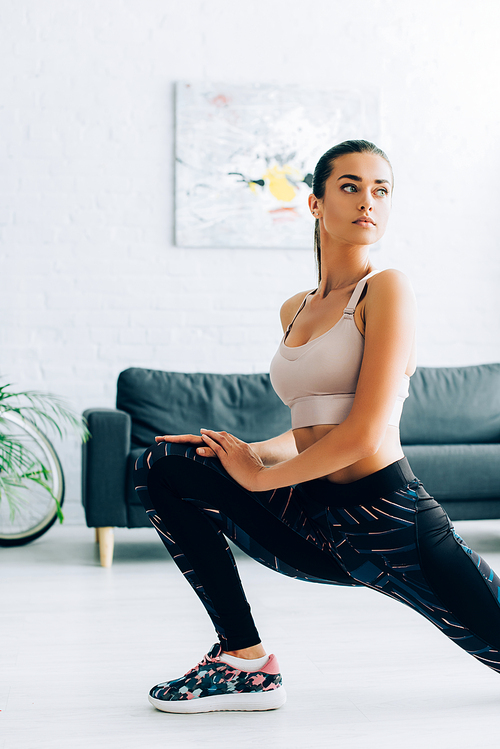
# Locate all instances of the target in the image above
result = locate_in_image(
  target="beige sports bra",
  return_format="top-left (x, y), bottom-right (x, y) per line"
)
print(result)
top-left (269, 270), bottom-right (410, 429)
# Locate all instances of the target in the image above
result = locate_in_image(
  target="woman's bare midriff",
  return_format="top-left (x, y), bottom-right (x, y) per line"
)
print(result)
top-left (293, 424), bottom-right (405, 484)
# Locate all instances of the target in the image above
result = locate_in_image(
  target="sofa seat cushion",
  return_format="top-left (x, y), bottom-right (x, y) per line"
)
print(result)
top-left (401, 363), bottom-right (500, 445)
top-left (117, 368), bottom-right (291, 449)
top-left (404, 444), bottom-right (500, 501)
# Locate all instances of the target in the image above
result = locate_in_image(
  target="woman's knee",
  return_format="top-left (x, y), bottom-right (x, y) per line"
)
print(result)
top-left (133, 444), bottom-right (182, 513)
top-left (134, 441), bottom-right (201, 488)
top-left (133, 441), bottom-right (166, 489)
top-left (135, 440), bottom-right (186, 472)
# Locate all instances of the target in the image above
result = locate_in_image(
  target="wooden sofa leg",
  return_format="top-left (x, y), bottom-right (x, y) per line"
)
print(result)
top-left (96, 527), bottom-right (114, 567)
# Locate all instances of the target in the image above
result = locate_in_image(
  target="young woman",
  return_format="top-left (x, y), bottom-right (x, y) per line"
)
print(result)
top-left (135, 140), bottom-right (500, 714)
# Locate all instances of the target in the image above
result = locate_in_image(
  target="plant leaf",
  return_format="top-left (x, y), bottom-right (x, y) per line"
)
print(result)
top-left (0, 381), bottom-right (89, 442)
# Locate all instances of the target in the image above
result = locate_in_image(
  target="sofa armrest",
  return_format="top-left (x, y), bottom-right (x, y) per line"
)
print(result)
top-left (82, 408), bottom-right (132, 527)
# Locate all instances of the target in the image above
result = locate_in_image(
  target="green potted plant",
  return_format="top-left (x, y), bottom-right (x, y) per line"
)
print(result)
top-left (0, 378), bottom-right (89, 545)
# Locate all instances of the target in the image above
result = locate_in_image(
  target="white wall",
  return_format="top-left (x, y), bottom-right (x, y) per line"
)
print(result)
top-left (2, 0), bottom-right (500, 522)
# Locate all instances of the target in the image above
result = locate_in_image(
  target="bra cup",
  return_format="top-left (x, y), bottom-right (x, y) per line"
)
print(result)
top-left (270, 318), bottom-right (364, 409)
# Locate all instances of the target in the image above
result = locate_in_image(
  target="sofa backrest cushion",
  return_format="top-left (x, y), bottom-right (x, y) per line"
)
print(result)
top-left (400, 363), bottom-right (500, 445)
top-left (117, 368), bottom-right (292, 449)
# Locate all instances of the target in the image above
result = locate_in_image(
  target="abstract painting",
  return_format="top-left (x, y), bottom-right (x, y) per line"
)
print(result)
top-left (175, 82), bottom-right (380, 248)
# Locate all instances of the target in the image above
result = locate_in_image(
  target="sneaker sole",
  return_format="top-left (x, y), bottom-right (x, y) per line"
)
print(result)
top-left (148, 685), bottom-right (287, 713)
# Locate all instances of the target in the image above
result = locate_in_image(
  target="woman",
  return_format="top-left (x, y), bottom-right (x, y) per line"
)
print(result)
top-left (134, 140), bottom-right (500, 714)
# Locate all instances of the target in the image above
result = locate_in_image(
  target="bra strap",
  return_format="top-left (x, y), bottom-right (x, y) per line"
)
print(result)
top-left (284, 290), bottom-right (316, 340)
top-left (343, 270), bottom-right (380, 315)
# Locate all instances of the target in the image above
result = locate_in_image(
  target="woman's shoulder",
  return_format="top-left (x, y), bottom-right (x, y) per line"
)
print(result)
top-left (364, 268), bottom-right (416, 315)
top-left (279, 289), bottom-right (315, 332)
top-left (368, 268), bottom-right (415, 297)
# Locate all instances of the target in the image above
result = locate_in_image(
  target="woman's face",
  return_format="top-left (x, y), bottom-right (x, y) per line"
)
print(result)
top-left (312, 152), bottom-right (393, 246)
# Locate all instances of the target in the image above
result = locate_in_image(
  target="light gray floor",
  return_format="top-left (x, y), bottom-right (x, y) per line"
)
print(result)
top-left (3, 520), bottom-right (500, 749)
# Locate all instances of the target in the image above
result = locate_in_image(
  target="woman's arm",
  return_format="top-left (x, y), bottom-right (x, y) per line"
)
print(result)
top-left (250, 430), bottom-right (298, 465)
top-left (201, 270), bottom-right (416, 491)
top-left (155, 430), bottom-right (297, 464)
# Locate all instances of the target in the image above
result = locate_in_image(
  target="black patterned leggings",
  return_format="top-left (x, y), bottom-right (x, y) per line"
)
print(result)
top-left (134, 442), bottom-right (500, 674)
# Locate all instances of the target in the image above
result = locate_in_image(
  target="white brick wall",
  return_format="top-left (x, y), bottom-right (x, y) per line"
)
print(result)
top-left (2, 0), bottom-right (500, 522)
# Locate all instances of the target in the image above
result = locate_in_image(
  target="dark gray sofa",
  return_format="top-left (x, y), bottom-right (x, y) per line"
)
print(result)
top-left (82, 364), bottom-right (500, 566)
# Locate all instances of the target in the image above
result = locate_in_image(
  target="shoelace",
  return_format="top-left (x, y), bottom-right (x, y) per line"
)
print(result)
top-left (184, 650), bottom-right (220, 678)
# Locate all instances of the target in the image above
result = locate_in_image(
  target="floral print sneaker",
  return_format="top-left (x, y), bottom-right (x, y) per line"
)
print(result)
top-left (148, 643), bottom-right (286, 713)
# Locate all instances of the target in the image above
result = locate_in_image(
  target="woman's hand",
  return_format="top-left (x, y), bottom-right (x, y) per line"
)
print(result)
top-left (199, 429), bottom-right (267, 492)
top-left (154, 433), bottom-right (217, 458)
